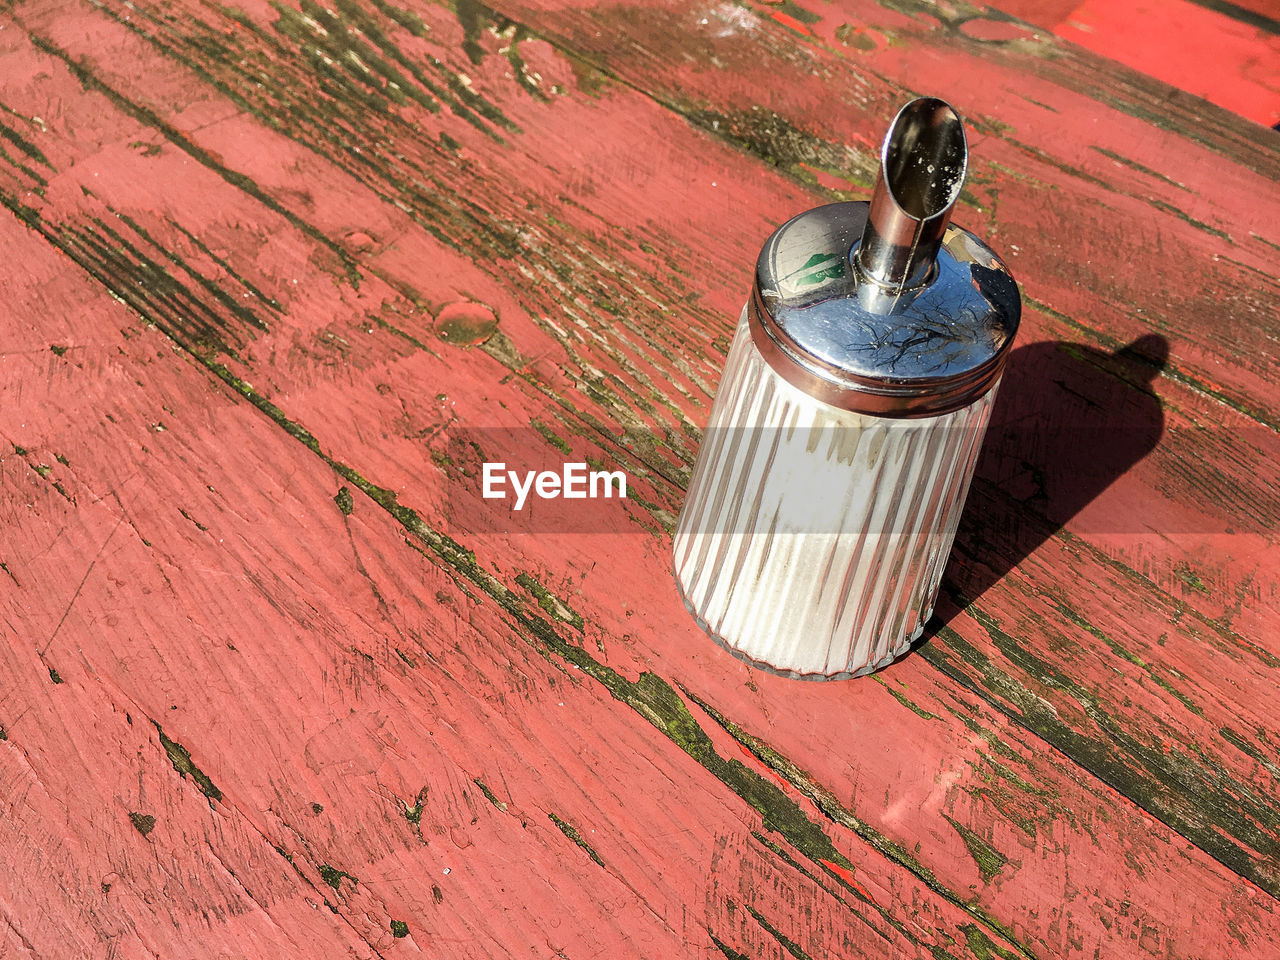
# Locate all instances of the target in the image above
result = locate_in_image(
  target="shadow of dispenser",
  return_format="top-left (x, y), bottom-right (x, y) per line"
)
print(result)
top-left (672, 97), bottom-right (1022, 679)
top-left (936, 333), bottom-right (1169, 625)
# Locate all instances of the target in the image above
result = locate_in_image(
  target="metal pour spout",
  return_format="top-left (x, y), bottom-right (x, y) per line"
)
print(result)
top-left (857, 98), bottom-right (968, 298)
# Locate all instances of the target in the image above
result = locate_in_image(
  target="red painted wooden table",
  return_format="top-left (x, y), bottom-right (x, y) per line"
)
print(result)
top-left (2, 0), bottom-right (1278, 957)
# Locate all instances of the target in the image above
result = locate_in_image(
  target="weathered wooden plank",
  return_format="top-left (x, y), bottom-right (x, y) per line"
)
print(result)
top-left (2, 209), bottom-right (1029, 959)
top-left (15, 0), bottom-right (1277, 890)
top-left (0, 0), bottom-right (1277, 955)
top-left (0, 219), bottom-right (386, 960)
top-left (5, 195), bottom-right (1278, 958)
top-left (18, 0), bottom-right (1273, 642)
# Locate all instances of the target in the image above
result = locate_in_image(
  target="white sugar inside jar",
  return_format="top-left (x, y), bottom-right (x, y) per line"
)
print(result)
top-left (672, 99), bottom-right (1021, 679)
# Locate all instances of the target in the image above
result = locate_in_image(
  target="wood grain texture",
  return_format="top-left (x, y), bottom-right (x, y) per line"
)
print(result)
top-left (0, 0), bottom-right (1277, 956)
top-left (3, 210), bottom-right (1043, 959)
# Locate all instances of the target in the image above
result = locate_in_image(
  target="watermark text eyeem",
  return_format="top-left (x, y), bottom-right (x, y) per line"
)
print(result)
top-left (483, 462), bottom-right (627, 511)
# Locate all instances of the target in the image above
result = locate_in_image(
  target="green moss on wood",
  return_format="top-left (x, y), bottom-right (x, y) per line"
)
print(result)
top-left (334, 486), bottom-right (355, 515)
top-left (684, 689), bottom-right (1033, 955)
top-left (25, 161), bottom-right (1035, 949)
top-left (943, 815), bottom-right (1007, 882)
top-left (1052, 600), bottom-right (1205, 718)
top-left (680, 104), bottom-right (876, 196)
top-left (403, 787), bottom-right (427, 825)
top-left (154, 723), bottom-right (224, 803)
top-left (530, 418), bottom-right (572, 454)
top-left (318, 863), bottom-right (356, 890)
top-left (925, 614), bottom-right (1280, 895)
top-left (548, 812), bottom-right (605, 868)
top-left (391, 919), bottom-right (409, 938)
top-left (872, 675), bottom-right (940, 720)
top-left (179, 508), bottom-right (209, 533)
top-left (474, 778), bottom-right (507, 810)
top-left (710, 937), bottom-right (751, 960)
top-left (0, 117), bottom-right (53, 168)
top-left (129, 812), bottom-right (157, 837)
top-left (514, 573), bottom-right (584, 630)
top-left (1173, 561), bottom-right (1209, 595)
top-left (453, 0), bottom-right (486, 65)
top-left (1148, 198), bottom-right (1231, 241)
top-left (1219, 727), bottom-right (1280, 780)
top-left (960, 924), bottom-right (1023, 959)
top-left (745, 903), bottom-right (813, 960)
top-left (1089, 146), bottom-right (1188, 191)
top-left (29, 32), bottom-right (361, 285)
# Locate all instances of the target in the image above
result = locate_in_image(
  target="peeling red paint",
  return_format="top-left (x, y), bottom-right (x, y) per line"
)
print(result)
top-left (0, 0), bottom-right (1276, 957)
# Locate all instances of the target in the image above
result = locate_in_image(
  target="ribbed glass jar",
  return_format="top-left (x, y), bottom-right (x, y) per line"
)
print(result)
top-left (672, 309), bottom-right (997, 679)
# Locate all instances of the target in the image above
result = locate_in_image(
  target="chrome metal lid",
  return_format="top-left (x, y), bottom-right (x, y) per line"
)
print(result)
top-left (747, 99), bottom-right (1020, 417)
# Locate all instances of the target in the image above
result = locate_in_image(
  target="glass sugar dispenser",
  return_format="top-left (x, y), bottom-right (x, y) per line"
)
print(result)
top-left (672, 97), bottom-right (1021, 679)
